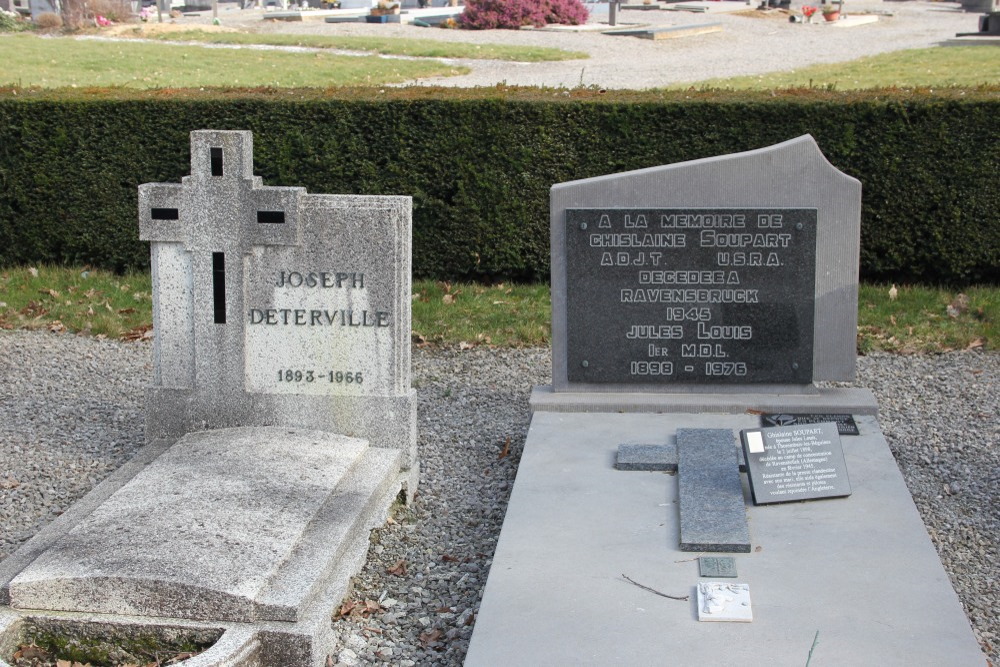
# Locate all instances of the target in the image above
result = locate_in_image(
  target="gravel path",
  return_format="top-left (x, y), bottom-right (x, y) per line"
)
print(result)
top-left (0, 330), bottom-right (996, 664)
top-left (204, 0), bottom-right (986, 89)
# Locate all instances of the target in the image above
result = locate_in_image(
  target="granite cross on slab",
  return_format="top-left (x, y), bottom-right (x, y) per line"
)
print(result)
top-left (616, 442), bottom-right (747, 472)
top-left (677, 429), bottom-right (751, 552)
top-left (615, 431), bottom-right (752, 553)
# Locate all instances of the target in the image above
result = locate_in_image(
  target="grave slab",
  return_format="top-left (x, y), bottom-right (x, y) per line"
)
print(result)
top-left (676, 428), bottom-right (750, 552)
top-left (8, 427), bottom-right (399, 624)
top-left (0, 130), bottom-right (418, 666)
top-left (606, 22), bottom-right (723, 38)
top-left (466, 413), bottom-right (984, 665)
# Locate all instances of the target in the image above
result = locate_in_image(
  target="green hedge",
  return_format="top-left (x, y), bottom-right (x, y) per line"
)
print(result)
top-left (0, 87), bottom-right (997, 285)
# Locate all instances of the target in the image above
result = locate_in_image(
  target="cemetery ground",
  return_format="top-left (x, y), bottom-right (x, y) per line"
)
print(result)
top-left (0, 298), bottom-right (997, 664)
top-left (1, 0), bottom-right (998, 89)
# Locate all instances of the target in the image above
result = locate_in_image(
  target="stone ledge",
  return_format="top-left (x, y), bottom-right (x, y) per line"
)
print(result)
top-left (530, 385), bottom-right (878, 415)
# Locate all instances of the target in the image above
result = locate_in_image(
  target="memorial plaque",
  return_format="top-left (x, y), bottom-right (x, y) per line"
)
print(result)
top-left (741, 422), bottom-right (851, 505)
top-left (761, 413), bottom-right (860, 436)
top-left (699, 556), bottom-right (737, 578)
top-left (565, 208), bottom-right (816, 385)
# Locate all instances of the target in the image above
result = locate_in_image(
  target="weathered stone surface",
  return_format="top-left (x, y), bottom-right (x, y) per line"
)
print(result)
top-left (677, 428), bottom-right (750, 552)
top-left (615, 443), bottom-right (676, 471)
top-left (140, 131), bottom-right (416, 467)
top-left (8, 426), bottom-right (399, 624)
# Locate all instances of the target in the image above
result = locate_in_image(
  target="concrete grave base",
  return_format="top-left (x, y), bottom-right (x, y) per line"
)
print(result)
top-left (530, 384), bottom-right (878, 414)
top-left (0, 427), bottom-right (413, 666)
top-left (466, 412), bottom-right (983, 665)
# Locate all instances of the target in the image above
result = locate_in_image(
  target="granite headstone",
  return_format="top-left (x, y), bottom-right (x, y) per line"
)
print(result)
top-left (538, 134), bottom-right (870, 413)
top-left (139, 130), bottom-right (416, 469)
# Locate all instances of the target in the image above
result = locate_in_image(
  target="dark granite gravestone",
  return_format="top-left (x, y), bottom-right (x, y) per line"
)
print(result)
top-left (566, 208), bottom-right (816, 385)
top-left (741, 422), bottom-right (851, 505)
top-left (468, 137), bottom-right (983, 665)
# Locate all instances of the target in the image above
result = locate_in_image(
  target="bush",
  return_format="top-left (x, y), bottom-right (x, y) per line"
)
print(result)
top-left (0, 89), bottom-right (996, 285)
top-left (459, 0), bottom-right (588, 29)
top-left (0, 8), bottom-right (30, 32)
top-left (34, 11), bottom-right (63, 29)
top-left (545, 0), bottom-right (588, 25)
top-left (88, 0), bottom-right (134, 23)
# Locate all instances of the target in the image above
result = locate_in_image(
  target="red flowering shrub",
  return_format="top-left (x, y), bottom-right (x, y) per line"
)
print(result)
top-left (459, 0), bottom-right (588, 29)
top-left (545, 0), bottom-right (588, 25)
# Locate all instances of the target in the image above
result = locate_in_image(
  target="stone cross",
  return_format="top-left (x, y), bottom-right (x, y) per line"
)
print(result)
top-left (139, 130), bottom-right (416, 465)
top-left (139, 131), bottom-right (305, 416)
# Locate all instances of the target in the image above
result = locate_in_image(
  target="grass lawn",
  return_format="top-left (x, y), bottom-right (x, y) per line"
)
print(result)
top-left (0, 32), bottom-right (467, 88)
top-left (0, 266), bottom-right (994, 352)
top-left (686, 46), bottom-right (1000, 90)
top-left (139, 28), bottom-right (589, 62)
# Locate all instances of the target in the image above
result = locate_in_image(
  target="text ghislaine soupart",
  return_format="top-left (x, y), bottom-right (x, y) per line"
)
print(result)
top-left (247, 271), bottom-right (391, 328)
top-left (566, 209), bottom-right (816, 384)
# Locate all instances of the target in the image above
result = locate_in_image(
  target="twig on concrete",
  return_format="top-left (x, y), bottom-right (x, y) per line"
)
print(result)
top-left (805, 630), bottom-right (820, 666)
top-left (673, 553), bottom-right (705, 563)
top-left (621, 574), bottom-right (690, 601)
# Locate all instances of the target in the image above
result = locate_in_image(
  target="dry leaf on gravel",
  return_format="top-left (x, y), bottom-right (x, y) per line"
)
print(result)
top-left (419, 628), bottom-right (444, 647)
top-left (498, 437), bottom-right (511, 461)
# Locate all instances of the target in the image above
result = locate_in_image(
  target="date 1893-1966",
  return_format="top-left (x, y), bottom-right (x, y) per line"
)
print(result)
top-left (277, 369), bottom-right (364, 384)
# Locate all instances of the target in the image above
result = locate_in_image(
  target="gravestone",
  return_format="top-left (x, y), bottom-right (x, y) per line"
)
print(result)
top-left (140, 130), bottom-right (415, 466)
top-left (467, 137), bottom-right (983, 665)
top-left (0, 131), bottom-right (416, 667)
top-left (536, 134), bottom-right (875, 414)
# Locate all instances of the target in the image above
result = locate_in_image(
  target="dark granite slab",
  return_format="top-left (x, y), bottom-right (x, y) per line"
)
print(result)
top-left (615, 444), bottom-right (676, 471)
top-left (677, 428), bottom-right (751, 552)
top-left (616, 442), bottom-right (747, 472)
top-left (565, 208), bottom-right (816, 385)
top-left (741, 422), bottom-right (852, 505)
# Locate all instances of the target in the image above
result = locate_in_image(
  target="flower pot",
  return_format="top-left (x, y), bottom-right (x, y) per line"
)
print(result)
top-left (823, 9), bottom-right (840, 20)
